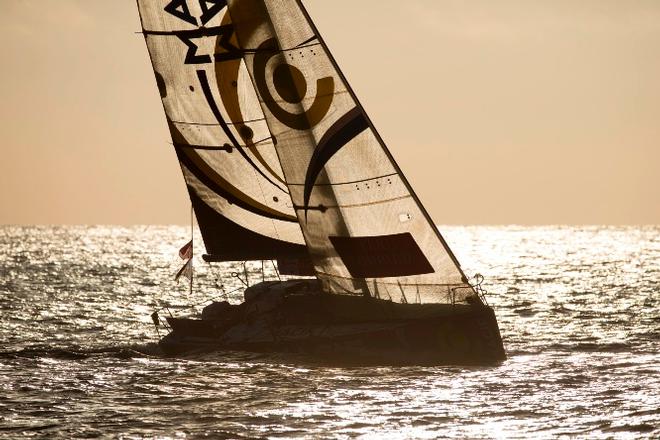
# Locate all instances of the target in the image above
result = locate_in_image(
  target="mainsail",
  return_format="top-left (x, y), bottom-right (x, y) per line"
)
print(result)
top-left (138, 0), bottom-right (475, 303)
top-left (136, 0), bottom-right (309, 264)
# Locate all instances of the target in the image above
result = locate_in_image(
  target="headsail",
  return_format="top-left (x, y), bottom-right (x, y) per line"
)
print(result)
top-left (136, 0), bottom-right (309, 264)
top-left (226, 0), bottom-right (475, 303)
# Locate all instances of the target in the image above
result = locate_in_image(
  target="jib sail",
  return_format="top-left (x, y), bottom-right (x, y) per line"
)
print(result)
top-left (226, 0), bottom-right (475, 303)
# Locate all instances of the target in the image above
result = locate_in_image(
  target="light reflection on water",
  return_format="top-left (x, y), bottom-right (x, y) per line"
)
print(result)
top-left (0, 226), bottom-right (658, 438)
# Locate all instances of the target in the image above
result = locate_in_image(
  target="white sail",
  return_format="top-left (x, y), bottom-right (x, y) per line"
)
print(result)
top-left (137, 0), bottom-right (309, 264)
top-left (226, 0), bottom-right (474, 303)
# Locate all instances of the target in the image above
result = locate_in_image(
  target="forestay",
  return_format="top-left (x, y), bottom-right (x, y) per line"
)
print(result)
top-left (226, 0), bottom-right (475, 303)
top-left (136, 0), bottom-right (309, 264)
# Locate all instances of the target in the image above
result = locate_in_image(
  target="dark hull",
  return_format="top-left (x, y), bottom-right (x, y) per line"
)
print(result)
top-left (160, 299), bottom-right (505, 365)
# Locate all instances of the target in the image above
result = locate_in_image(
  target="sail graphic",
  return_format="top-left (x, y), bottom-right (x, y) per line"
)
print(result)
top-left (136, 0), bottom-right (310, 263)
top-left (226, 0), bottom-right (475, 303)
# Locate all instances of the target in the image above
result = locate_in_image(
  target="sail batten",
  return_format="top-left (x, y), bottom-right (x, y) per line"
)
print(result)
top-left (289, 196), bottom-right (415, 211)
top-left (286, 173), bottom-right (400, 187)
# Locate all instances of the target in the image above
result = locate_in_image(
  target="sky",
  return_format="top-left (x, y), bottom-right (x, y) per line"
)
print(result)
top-left (0, 0), bottom-right (658, 225)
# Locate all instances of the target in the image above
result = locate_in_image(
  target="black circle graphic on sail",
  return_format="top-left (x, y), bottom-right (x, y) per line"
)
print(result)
top-left (253, 38), bottom-right (334, 130)
top-left (273, 64), bottom-right (307, 103)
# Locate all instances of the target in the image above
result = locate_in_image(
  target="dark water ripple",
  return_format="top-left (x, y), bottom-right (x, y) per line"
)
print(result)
top-left (0, 225), bottom-right (658, 438)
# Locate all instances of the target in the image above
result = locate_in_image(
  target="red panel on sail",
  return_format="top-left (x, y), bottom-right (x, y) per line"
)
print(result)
top-left (329, 233), bottom-right (434, 278)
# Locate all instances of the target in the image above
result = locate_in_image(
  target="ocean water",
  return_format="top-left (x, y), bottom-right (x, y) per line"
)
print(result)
top-left (0, 226), bottom-right (658, 439)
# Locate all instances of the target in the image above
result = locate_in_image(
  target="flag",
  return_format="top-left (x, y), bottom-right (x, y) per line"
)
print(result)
top-left (175, 259), bottom-right (193, 282)
top-left (178, 240), bottom-right (193, 260)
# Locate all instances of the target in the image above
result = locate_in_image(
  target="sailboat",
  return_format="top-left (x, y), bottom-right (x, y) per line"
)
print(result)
top-left (137, 0), bottom-right (506, 364)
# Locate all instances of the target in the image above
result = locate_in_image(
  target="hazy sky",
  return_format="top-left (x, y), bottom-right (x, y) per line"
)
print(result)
top-left (1, 0), bottom-right (658, 225)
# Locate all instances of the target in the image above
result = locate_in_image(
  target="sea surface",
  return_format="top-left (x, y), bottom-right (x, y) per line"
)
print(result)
top-left (0, 226), bottom-right (658, 439)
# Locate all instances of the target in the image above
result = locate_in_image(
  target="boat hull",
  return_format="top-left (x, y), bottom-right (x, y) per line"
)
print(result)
top-left (160, 304), bottom-right (505, 365)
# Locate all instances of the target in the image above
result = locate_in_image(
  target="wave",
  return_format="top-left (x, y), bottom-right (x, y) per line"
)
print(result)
top-left (0, 343), bottom-right (164, 360)
top-left (545, 342), bottom-right (633, 353)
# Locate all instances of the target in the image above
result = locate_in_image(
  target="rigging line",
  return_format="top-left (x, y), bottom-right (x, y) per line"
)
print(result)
top-left (314, 271), bottom-right (468, 287)
top-left (196, 69), bottom-right (288, 194)
top-left (295, 0), bottom-right (472, 286)
top-left (286, 172), bottom-right (399, 187)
